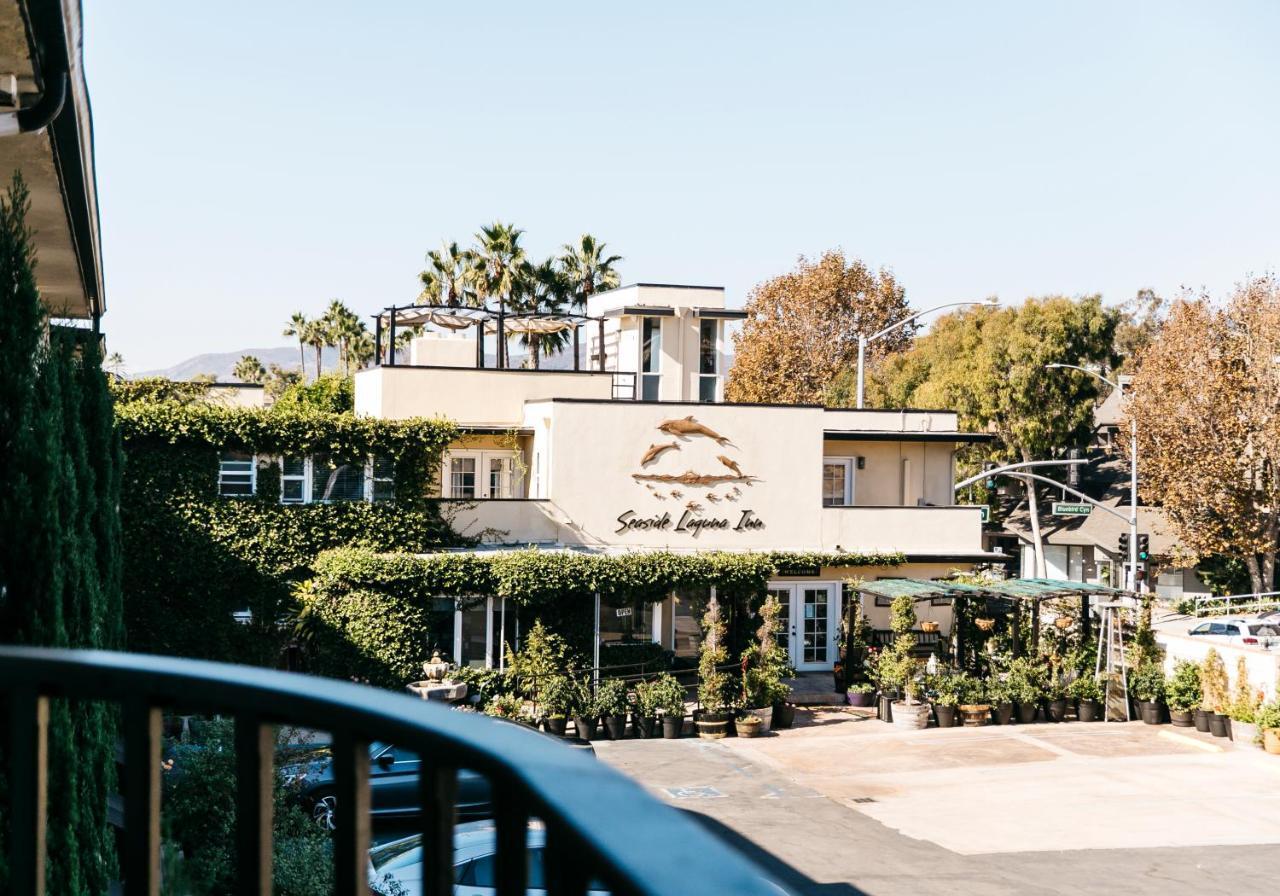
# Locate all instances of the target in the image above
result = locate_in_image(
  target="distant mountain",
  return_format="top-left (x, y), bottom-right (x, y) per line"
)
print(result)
top-left (133, 346), bottom-right (338, 382)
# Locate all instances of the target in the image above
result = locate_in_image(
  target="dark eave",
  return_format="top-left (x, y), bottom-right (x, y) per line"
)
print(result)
top-left (824, 430), bottom-right (996, 444)
top-left (693, 307), bottom-right (747, 320)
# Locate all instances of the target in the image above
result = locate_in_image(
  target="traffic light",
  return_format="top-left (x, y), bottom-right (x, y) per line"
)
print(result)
top-left (983, 462), bottom-right (997, 490)
top-left (1118, 532), bottom-right (1130, 555)
top-left (1137, 534), bottom-right (1150, 562)
top-left (1067, 449), bottom-right (1080, 488)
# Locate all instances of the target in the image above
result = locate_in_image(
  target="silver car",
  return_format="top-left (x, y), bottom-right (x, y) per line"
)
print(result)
top-left (1187, 618), bottom-right (1280, 648)
top-left (368, 821), bottom-right (610, 896)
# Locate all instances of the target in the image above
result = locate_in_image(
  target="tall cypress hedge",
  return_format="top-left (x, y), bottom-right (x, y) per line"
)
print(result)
top-left (0, 175), bottom-right (122, 893)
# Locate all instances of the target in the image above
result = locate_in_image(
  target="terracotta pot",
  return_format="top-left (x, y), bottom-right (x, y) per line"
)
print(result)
top-left (1264, 728), bottom-right (1280, 755)
top-left (920, 621), bottom-right (940, 633)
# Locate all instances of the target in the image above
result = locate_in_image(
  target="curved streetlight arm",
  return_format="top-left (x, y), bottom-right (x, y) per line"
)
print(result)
top-left (952, 458), bottom-right (1087, 492)
top-left (1044, 363), bottom-right (1120, 392)
top-left (869, 299), bottom-right (993, 342)
top-left (991, 470), bottom-right (1132, 524)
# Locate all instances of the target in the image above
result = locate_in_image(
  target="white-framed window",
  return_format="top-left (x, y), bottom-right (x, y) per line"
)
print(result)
top-left (822, 457), bottom-right (854, 506)
top-left (281, 456), bottom-right (307, 504)
top-left (443, 450), bottom-right (521, 499)
top-left (640, 317), bottom-right (662, 401)
top-left (369, 456), bottom-right (395, 503)
top-left (311, 454), bottom-right (366, 503)
top-left (698, 318), bottom-right (720, 403)
top-left (218, 451), bottom-right (256, 497)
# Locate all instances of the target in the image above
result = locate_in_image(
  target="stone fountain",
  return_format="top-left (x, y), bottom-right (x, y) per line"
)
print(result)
top-left (405, 650), bottom-right (468, 703)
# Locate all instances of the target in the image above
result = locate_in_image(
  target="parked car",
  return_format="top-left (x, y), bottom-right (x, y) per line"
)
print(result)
top-left (285, 727), bottom-right (594, 831)
top-left (368, 821), bottom-right (611, 896)
top-left (1186, 618), bottom-right (1280, 648)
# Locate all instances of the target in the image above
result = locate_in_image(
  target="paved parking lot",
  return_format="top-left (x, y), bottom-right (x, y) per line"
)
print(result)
top-left (594, 709), bottom-right (1280, 895)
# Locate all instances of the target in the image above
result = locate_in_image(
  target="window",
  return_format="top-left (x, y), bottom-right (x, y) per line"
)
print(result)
top-left (486, 455), bottom-right (514, 499)
top-left (443, 450), bottom-right (520, 499)
top-left (600, 594), bottom-right (653, 644)
top-left (822, 457), bottom-right (853, 506)
top-left (671, 587), bottom-right (707, 658)
top-left (218, 452), bottom-right (255, 497)
top-left (449, 456), bottom-right (477, 499)
top-left (640, 317), bottom-right (661, 401)
top-left (698, 319), bottom-right (719, 402)
top-left (311, 454), bottom-right (366, 503)
top-left (370, 456), bottom-right (395, 503)
top-left (281, 456), bottom-right (306, 504)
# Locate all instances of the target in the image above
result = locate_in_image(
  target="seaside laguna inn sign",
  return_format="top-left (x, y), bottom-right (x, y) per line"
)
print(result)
top-left (618, 415), bottom-right (765, 537)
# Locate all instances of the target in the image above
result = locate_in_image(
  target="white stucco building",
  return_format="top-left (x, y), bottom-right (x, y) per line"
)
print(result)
top-left (352, 284), bottom-right (1000, 672)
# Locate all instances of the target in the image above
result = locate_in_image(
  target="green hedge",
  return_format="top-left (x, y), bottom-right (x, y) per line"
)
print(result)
top-left (117, 401), bottom-right (462, 665)
top-left (300, 546), bottom-right (905, 688)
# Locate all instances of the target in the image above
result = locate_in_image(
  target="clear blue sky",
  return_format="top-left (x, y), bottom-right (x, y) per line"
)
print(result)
top-left (85, 2), bottom-right (1280, 372)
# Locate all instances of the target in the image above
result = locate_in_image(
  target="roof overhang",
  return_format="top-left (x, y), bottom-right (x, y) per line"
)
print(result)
top-left (824, 430), bottom-right (996, 444)
top-left (693, 307), bottom-right (747, 320)
top-left (602, 305), bottom-right (677, 318)
top-left (0, 0), bottom-right (104, 320)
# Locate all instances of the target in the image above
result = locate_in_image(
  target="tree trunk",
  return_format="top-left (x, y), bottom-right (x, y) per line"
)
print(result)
top-left (1245, 555), bottom-right (1264, 595)
top-left (532, 333), bottom-right (541, 369)
top-left (298, 340), bottom-right (306, 378)
top-left (1022, 449), bottom-right (1046, 577)
top-left (314, 345), bottom-right (322, 380)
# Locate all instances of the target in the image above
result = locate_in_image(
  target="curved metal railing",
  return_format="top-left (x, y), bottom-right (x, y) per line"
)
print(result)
top-left (1, 647), bottom-right (786, 896)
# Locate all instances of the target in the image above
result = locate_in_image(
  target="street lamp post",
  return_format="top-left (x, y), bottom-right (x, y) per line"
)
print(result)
top-left (856, 298), bottom-right (997, 408)
top-left (1046, 364), bottom-right (1139, 591)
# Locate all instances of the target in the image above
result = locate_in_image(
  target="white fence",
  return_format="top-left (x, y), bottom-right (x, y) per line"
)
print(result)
top-left (1156, 630), bottom-right (1280, 703)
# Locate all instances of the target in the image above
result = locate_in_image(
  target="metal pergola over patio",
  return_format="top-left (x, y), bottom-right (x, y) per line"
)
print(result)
top-left (375, 303), bottom-right (608, 370)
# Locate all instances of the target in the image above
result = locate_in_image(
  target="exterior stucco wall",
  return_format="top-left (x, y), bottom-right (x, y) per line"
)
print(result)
top-left (1157, 630), bottom-right (1280, 706)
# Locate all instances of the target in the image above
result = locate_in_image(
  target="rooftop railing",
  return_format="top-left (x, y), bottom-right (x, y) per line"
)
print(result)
top-left (1, 646), bottom-right (786, 896)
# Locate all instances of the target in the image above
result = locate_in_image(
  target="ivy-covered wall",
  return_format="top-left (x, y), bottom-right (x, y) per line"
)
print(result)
top-left (0, 177), bottom-right (122, 895)
top-left (301, 546), bottom-right (906, 687)
top-left (116, 400), bottom-right (462, 665)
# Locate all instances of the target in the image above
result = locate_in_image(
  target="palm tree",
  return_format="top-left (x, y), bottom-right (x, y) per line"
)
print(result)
top-left (283, 312), bottom-right (309, 380)
top-left (472, 222), bottom-right (529, 367)
top-left (418, 241), bottom-right (477, 308)
top-left (233, 354), bottom-right (266, 384)
top-left (560, 234), bottom-right (622, 310)
top-left (302, 319), bottom-right (329, 381)
top-left (512, 257), bottom-right (571, 368)
top-left (322, 299), bottom-right (368, 375)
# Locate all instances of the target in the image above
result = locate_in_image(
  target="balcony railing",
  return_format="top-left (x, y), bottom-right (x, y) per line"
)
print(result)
top-left (1, 646), bottom-right (786, 896)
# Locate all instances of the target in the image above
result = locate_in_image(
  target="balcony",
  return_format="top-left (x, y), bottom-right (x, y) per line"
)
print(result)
top-left (1, 646), bottom-right (785, 896)
top-left (819, 505), bottom-right (987, 557)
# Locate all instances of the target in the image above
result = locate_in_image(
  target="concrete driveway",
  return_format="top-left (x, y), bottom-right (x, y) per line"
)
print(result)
top-left (594, 709), bottom-right (1280, 895)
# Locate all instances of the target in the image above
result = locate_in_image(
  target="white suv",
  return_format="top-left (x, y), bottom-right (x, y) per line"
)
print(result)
top-left (1187, 618), bottom-right (1280, 648)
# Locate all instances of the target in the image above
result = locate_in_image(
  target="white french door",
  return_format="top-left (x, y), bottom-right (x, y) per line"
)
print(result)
top-left (768, 583), bottom-right (840, 672)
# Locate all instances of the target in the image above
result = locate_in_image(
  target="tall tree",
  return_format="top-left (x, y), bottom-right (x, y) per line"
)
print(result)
top-left (511, 257), bottom-right (571, 368)
top-left (472, 222), bottom-right (529, 367)
top-left (870, 297), bottom-right (1120, 575)
top-left (233, 354), bottom-right (266, 384)
top-left (283, 311), bottom-right (309, 380)
top-left (559, 234), bottom-right (622, 310)
top-left (301, 318), bottom-right (329, 380)
top-left (1128, 279), bottom-right (1280, 593)
top-left (419, 241), bottom-right (477, 307)
top-left (726, 250), bottom-right (913, 405)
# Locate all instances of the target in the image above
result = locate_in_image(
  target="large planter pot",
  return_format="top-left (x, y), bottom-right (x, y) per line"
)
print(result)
top-left (662, 714), bottom-right (684, 739)
top-left (1140, 702), bottom-right (1163, 726)
top-left (1014, 701), bottom-right (1038, 724)
top-left (635, 715), bottom-right (657, 739)
top-left (1193, 709), bottom-right (1211, 732)
top-left (696, 719), bottom-right (728, 740)
top-left (934, 704), bottom-right (959, 728)
top-left (1169, 708), bottom-right (1194, 728)
top-left (959, 704), bottom-right (991, 727)
top-left (1077, 699), bottom-right (1101, 723)
top-left (544, 715), bottom-right (567, 737)
top-left (846, 690), bottom-right (875, 708)
top-left (1046, 698), bottom-right (1068, 723)
top-left (878, 695), bottom-right (894, 723)
top-left (772, 701), bottom-right (796, 729)
top-left (1264, 728), bottom-right (1280, 755)
top-left (744, 705), bottom-right (773, 733)
top-left (890, 702), bottom-right (931, 731)
top-left (991, 702), bottom-right (1014, 726)
top-left (574, 716), bottom-right (597, 741)
top-left (604, 714), bottom-right (627, 740)
top-left (1209, 713), bottom-right (1229, 737)
top-left (736, 717), bottom-right (764, 738)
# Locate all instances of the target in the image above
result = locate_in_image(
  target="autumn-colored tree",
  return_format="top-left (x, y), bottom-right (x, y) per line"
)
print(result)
top-left (869, 296), bottom-right (1119, 574)
top-left (725, 250), bottom-right (912, 405)
top-left (1127, 277), bottom-right (1280, 593)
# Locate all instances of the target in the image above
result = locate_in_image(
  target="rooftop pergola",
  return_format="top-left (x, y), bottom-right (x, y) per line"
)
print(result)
top-left (375, 303), bottom-right (608, 370)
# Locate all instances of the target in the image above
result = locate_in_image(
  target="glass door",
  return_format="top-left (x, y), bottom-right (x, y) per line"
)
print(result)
top-left (767, 586), bottom-right (792, 664)
top-left (769, 583), bottom-right (840, 672)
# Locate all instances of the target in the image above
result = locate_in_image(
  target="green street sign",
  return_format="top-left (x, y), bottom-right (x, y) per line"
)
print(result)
top-left (1052, 502), bottom-right (1092, 517)
top-left (979, 505), bottom-right (990, 523)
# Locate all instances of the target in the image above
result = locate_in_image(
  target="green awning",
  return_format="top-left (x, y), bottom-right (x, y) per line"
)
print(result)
top-left (854, 577), bottom-right (1128, 602)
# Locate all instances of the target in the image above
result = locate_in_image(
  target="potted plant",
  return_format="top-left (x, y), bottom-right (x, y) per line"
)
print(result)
top-left (986, 676), bottom-right (1014, 725)
top-left (736, 713), bottom-right (764, 738)
top-left (1255, 700), bottom-right (1280, 754)
top-left (1165, 660), bottom-right (1201, 728)
top-left (1130, 662), bottom-right (1166, 725)
top-left (957, 676), bottom-right (991, 727)
top-left (595, 677), bottom-right (630, 740)
top-left (885, 596), bottom-right (929, 729)
top-left (739, 593), bottom-right (791, 732)
top-left (1201, 649), bottom-right (1230, 737)
top-left (483, 693), bottom-right (530, 725)
top-left (650, 673), bottom-right (687, 738)
top-left (846, 682), bottom-right (876, 708)
top-left (1067, 674), bottom-right (1102, 722)
top-left (1044, 672), bottom-right (1069, 723)
top-left (632, 678), bottom-right (661, 738)
top-left (1227, 657), bottom-right (1262, 746)
top-left (570, 677), bottom-right (597, 741)
top-left (697, 596), bottom-right (732, 739)
top-left (539, 674), bottom-right (576, 737)
top-left (929, 670), bottom-right (965, 728)
top-left (1007, 657), bottom-right (1043, 724)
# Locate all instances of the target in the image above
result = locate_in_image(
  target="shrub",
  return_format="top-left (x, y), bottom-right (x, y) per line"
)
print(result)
top-left (1067, 674), bottom-right (1102, 702)
top-left (539, 674), bottom-right (578, 718)
top-left (1165, 660), bottom-right (1202, 712)
top-left (483, 693), bottom-right (528, 721)
top-left (593, 677), bottom-right (630, 717)
top-left (1129, 662), bottom-right (1166, 703)
top-left (648, 673), bottom-right (688, 717)
top-left (986, 676), bottom-right (1014, 706)
top-left (1200, 649), bottom-right (1229, 712)
top-left (698, 595), bottom-right (731, 713)
top-left (1006, 657), bottom-right (1045, 705)
top-left (1255, 701), bottom-right (1280, 743)
top-left (929, 670), bottom-right (969, 707)
top-left (1228, 657), bottom-right (1263, 723)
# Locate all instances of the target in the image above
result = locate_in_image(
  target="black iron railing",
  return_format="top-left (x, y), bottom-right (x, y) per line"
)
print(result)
top-left (2, 647), bottom-right (786, 896)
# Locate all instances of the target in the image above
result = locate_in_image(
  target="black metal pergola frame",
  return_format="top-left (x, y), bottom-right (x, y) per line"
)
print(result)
top-left (375, 304), bottom-right (608, 372)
